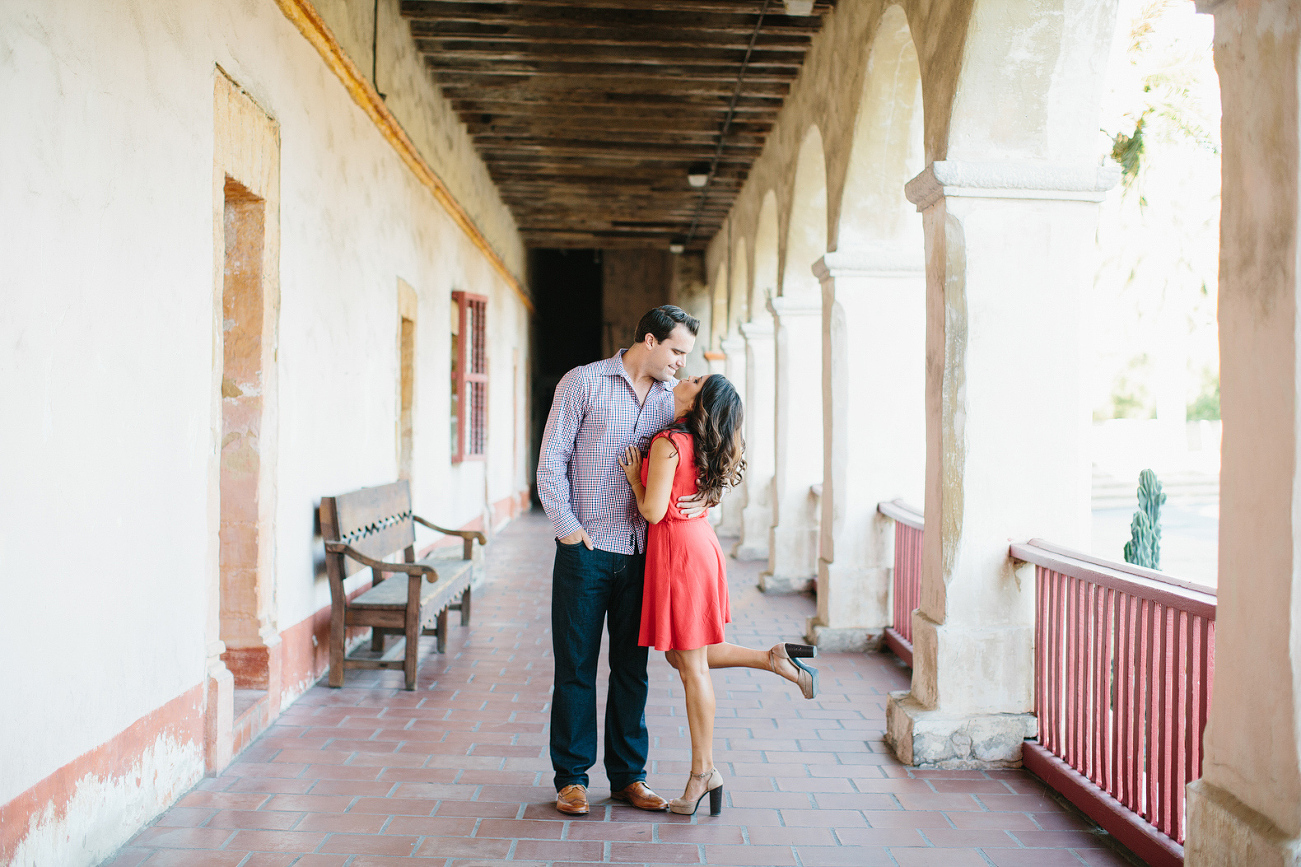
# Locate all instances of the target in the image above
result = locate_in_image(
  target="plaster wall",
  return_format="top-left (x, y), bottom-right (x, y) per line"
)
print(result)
top-left (311, 0), bottom-right (524, 278)
top-left (0, 0), bottom-right (529, 861)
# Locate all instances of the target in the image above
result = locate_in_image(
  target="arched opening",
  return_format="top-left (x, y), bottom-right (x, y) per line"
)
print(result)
top-left (751, 191), bottom-right (780, 317)
top-left (709, 260), bottom-right (729, 367)
top-left (766, 127), bottom-right (828, 591)
top-left (781, 126), bottom-right (829, 300)
top-left (729, 237), bottom-right (749, 337)
top-left (810, 3), bottom-right (927, 650)
top-left (838, 4), bottom-right (925, 250)
top-left (736, 191), bottom-right (781, 561)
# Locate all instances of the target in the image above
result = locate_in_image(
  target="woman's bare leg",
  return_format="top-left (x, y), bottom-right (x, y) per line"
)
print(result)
top-left (705, 642), bottom-right (800, 685)
top-left (674, 645), bottom-right (716, 803)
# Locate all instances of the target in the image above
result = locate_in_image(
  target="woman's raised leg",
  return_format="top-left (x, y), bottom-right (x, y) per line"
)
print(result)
top-left (704, 642), bottom-right (819, 699)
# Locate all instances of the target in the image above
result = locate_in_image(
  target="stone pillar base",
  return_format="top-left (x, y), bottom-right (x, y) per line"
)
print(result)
top-left (885, 691), bottom-right (1037, 769)
top-left (204, 662), bottom-right (234, 774)
top-left (806, 619), bottom-right (881, 652)
top-left (759, 571), bottom-right (814, 594)
top-left (1186, 780), bottom-right (1301, 866)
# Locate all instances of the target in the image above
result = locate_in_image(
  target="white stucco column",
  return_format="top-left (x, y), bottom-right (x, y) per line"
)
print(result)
top-left (807, 248), bottom-right (924, 651)
top-left (762, 294), bottom-right (822, 593)
top-left (1185, 3), bottom-right (1301, 862)
top-left (735, 320), bottom-right (775, 561)
top-left (715, 334), bottom-right (748, 537)
top-left (884, 160), bottom-right (1115, 767)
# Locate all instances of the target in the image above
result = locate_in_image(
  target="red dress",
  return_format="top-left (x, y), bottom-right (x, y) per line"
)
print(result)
top-left (638, 429), bottom-right (731, 651)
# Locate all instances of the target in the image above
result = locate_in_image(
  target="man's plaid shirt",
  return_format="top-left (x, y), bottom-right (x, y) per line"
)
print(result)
top-left (537, 350), bottom-right (677, 555)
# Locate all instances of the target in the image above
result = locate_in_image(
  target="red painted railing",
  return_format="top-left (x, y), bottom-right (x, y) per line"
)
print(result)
top-left (1011, 540), bottom-right (1215, 867)
top-left (877, 500), bottom-right (923, 666)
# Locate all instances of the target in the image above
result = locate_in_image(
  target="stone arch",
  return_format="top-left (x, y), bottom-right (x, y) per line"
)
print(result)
top-left (839, 4), bottom-right (925, 248)
top-left (752, 190), bottom-right (779, 318)
top-left (781, 126), bottom-right (829, 298)
top-left (709, 260), bottom-right (729, 352)
top-left (729, 236), bottom-right (749, 336)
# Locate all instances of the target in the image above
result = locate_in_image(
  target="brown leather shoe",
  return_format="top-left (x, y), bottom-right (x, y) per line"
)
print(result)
top-left (611, 780), bottom-right (669, 811)
top-left (556, 784), bottom-right (588, 815)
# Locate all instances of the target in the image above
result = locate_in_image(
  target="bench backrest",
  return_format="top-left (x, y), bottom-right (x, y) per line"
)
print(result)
top-left (320, 481), bottom-right (416, 578)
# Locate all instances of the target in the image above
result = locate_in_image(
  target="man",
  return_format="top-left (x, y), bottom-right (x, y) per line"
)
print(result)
top-left (537, 305), bottom-right (701, 816)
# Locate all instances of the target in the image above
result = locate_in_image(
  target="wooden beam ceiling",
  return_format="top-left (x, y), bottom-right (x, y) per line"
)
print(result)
top-left (400, 0), bottom-right (833, 249)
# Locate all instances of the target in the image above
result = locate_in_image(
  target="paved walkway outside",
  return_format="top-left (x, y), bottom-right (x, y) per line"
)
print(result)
top-left (105, 510), bottom-right (1137, 867)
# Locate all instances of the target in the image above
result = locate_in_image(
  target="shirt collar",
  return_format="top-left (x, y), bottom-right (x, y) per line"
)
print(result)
top-left (605, 348), bottom-right (677, 393)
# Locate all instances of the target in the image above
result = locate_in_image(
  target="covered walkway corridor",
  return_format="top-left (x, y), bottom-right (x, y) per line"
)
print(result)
top-left (106, 513), bottom-right (1131, 867)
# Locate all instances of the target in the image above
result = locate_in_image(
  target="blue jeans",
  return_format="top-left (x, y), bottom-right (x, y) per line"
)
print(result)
top-left (549, 540), bottom-right (649, 792)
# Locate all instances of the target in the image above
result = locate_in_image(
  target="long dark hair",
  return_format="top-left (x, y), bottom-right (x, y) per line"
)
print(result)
top-left (668, 374), bottom-right (746, 506)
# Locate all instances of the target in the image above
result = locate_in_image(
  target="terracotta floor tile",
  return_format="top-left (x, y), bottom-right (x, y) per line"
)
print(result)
top-left (131, 827), bottom-right (235, 849)
top-left (241, 854), bottom-right (298, 867)
top-left (99, 848), bottom-right (151, 866)
top-left (743, 825), bottom-right (834, 846)
top-left (475, 817), bottom-right (566, 839)
top-left (117, 515), bottom-right (1141, 867)
top-left (985, 849), bottom-right (1092, 866)
top-left (793, 846), bottom-right (895, 867)
top-left (835, 827), bottom-right (929, 847)
top-left (140, 851), bottom-right (246, 867)
top-left (318, 833), bottom-right (419, 855)
top-left (347, 796), bottom-right (438, 816)
top-left (888, 847), bottom-right (990, 866)
top-left (150, 807), bottom-right (217, 827)
top-left (295, 811), bottom-right (388, 833)
top-left (609, 841), bottom-right (700, 863)
top-left (207, 810), bottom-right (304, 830)
top-left (513, 838), bottom-right (605, 860)
top-left (701, 844), bottom-right (798, 865)
top-left (413, 835), bottom-right (513, 859)
top-left (566, 821), bottom-right (657, 842)
top-left (224, 829), bottom-right (329, 852)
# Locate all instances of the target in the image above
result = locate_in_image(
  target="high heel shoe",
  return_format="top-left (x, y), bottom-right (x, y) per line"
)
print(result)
top-left (770, 642), bottom-right (819, 700)
top-left (668, 768), bottom-right (724, 816)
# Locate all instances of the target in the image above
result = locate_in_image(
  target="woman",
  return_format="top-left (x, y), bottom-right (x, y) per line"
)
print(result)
top-left (619, 374), bottom-right (818, 817)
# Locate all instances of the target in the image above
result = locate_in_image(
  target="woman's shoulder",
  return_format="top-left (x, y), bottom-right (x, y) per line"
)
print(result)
top-left (653, 428), bottom-right (693, 446)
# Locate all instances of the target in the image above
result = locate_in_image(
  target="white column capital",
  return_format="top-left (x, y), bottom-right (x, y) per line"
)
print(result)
top-left (740, 319), bottom-right (774, 340)
top-left (904, 160), bottom-right (1122, 212)
top-left (719, 334), bottom-right (745, 357)
top-left (767, 294), bottom-right (821, 320)
top-left (813, 246), bottom-right (924, 282)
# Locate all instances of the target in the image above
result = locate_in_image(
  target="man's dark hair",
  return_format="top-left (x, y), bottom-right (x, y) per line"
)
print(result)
top-left (633, 305), bottom-right (700, 344)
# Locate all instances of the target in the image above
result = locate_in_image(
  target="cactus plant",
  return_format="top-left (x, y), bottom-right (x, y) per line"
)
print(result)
top-left (1123, 469), bottom-right (1166, 569)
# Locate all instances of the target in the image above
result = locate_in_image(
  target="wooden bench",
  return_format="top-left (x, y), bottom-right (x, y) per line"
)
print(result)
top-left (319, 480), bottom-right (485, 690)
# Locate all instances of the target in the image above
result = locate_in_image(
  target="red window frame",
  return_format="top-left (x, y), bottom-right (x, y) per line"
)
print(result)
top-left (451, 291), bottom-right (488, 462)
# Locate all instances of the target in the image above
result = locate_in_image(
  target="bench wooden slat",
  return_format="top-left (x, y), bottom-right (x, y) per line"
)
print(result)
top-left (351, 560), bottom-right (473, 610)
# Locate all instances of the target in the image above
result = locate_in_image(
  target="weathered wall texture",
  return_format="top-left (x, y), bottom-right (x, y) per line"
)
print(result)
top-left (312, 0), bottom-right (525, 279)
top-left (0, 0), bottom-right (530, 863)
top-left (601, 249), bottom-right (673, 357)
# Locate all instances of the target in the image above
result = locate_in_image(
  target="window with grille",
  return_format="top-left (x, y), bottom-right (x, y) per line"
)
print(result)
top-left (451, 291), bottom-right (487, 462)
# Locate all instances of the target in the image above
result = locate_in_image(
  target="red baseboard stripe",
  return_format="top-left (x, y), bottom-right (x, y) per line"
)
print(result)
top-left (0, 684), bottom-right (205, 865)
top-left (1023, 741), bottom-right (1183, 867)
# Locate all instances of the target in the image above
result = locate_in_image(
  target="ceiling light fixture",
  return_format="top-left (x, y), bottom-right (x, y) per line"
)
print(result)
top-left (687, 163), bottom-right (710, 188)
top-left (669, 242), bottom-right (685, 254)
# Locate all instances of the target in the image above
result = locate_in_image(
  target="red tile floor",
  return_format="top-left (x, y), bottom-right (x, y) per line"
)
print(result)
top-left (105, 510), bottom-right (1140, 867)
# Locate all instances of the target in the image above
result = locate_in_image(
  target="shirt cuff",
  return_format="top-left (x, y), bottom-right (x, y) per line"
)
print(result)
top-left (552, 514), bottom-right (583, 540)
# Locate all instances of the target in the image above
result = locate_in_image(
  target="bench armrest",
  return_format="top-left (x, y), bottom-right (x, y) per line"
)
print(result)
top-left (324, 541), bottom-right (435, 577)
top-left (412, 514), bottom-right (487, 547)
